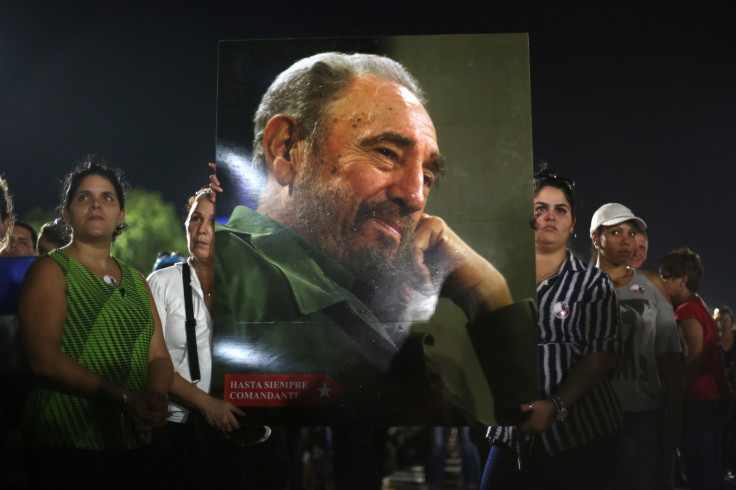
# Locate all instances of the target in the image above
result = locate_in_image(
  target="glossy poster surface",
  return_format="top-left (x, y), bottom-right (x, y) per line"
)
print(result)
top-left (212, 35), bottom-right (538, 426)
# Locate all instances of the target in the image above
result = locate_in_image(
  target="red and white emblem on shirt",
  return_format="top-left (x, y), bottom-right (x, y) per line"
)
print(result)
top-left (552, 301), bottom-right (570, 318)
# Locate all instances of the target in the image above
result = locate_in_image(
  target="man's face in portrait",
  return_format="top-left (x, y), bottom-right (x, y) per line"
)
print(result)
top-left (289, 75), bottom-right (443, 286)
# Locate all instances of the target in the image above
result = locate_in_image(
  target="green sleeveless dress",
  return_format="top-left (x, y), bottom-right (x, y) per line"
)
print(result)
top-left (22, 249), bottom-right (154, 451)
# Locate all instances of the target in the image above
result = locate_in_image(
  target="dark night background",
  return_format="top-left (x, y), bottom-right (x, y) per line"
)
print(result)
top-left (1, 3), bottom-right (733, 309)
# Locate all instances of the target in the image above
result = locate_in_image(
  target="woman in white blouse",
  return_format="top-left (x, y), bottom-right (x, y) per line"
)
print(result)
top-left (147, 187), bottom-right (244, 484)
top-left (149, 187), bottom-right (243, 429)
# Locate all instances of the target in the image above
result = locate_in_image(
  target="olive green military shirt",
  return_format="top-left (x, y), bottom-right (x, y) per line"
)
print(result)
top-left (212, 206), bottom-right (537, 426)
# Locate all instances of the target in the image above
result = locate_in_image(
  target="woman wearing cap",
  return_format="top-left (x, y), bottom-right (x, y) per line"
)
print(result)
top-left (482, 166), bottom-right (622, 489)
top-left (590, 203), bottom-right (682, 490)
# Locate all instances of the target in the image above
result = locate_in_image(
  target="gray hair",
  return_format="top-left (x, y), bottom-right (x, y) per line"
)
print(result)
top-left (251, 52), bottom-right (425, 173)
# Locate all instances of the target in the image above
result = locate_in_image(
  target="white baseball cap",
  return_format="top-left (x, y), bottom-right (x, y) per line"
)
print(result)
top-left (589, 203), bottom-right (647, 234)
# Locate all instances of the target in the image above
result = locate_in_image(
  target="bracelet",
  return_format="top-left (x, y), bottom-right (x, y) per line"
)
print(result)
top-left (550, 395), bottom-right (564, 412)
top-left (550, 394), bottom-right (569, 422)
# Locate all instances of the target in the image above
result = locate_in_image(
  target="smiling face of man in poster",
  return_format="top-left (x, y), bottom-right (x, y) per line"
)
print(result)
top-left (261, 75), bottom-right (440, 310)
top-left (213, 41), bottom-right (538, 426)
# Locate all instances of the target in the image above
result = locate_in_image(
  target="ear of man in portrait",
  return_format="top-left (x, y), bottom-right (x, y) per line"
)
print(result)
top-left (212, 36), bottom-right (538, 425)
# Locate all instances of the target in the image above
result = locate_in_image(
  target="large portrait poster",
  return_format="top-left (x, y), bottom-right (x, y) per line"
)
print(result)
top-left (212, 34), bottom-right (538, 426)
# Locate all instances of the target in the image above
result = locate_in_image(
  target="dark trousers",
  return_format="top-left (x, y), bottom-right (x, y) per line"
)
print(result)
top-left (149, 412), bottom-right (290, 489)
top-left (680, 396), bottom-right (735, 490)
top-left (328, 427), bottom-right (387, 490)
top-left (24, 446), bottom-right (152, 490)
top-left (616, 409), bottom-right (664, 490)
top-left (428, 427), bottom-right (480, 490)
top-left (481, 433), bottom-right (618, 490)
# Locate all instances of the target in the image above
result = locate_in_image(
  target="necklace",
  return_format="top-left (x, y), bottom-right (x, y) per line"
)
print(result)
top-left (537, 257), bottom-right (566, 284)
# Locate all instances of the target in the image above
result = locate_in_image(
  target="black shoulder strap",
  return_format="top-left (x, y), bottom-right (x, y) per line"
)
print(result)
top-left (182, 263), bottom-right (201, 384)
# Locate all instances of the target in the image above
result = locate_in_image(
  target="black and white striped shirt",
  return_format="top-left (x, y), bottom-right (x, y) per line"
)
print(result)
top-left (488, 251), bottom-right (622, 455)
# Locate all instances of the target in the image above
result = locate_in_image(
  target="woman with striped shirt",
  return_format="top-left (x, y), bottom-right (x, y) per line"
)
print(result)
top-left (481, 166), bottom-right (623, 489)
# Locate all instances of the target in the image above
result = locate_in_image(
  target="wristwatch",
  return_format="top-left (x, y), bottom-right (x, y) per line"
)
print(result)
top-left (551, 395), bottom-right (568, 422)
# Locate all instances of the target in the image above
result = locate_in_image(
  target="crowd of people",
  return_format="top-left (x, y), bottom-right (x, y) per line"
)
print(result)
top-left (1, 49), bottom-right (735, 490)
top-left (481, 169), bottom-right (735, 490)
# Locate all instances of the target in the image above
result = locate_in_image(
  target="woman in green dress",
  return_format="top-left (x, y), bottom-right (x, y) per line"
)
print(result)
top-left (20, 157), bottom-right (173, 489)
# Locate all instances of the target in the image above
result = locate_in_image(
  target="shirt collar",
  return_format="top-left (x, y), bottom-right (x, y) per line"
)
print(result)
top-left (537, 250), bottom-right (578, 292)
top-left (218, 206), bottom-right (375, 315)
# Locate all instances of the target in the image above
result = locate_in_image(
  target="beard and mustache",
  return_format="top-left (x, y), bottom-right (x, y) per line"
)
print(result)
top-left (286, 164), bottom-right (425, 324)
